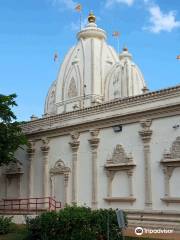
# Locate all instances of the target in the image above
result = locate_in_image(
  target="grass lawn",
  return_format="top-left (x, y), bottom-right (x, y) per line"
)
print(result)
top-left (0, 225), bottom-right (28, 240)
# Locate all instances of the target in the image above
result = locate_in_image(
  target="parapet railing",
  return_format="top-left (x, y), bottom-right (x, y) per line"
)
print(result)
top-left (0, 197), bottom-right (61, 214)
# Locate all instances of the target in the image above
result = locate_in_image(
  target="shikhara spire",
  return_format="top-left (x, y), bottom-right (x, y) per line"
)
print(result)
top-left (45, 13), bottom-right (147, 115)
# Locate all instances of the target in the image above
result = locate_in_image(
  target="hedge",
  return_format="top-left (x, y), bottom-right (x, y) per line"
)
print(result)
top-left (26, 206), bottom-right (127, 240)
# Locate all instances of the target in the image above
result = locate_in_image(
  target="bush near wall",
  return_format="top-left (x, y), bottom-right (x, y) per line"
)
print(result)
top-left (0, 216), bottom-right (14, 235)
top-left (26, 206), bottom-right (127, 240)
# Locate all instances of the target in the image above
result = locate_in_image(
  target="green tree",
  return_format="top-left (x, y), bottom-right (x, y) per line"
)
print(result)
top-left (0, 93), bottom-right (27, 166)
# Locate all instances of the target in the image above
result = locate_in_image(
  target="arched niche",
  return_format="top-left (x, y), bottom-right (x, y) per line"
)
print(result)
top-left (50, 160), bottom-right (70, 206)
top-left (4, 160), bottom-right (24, 199)
top-left (161, 136), bottom-right (180, 204)
top-left (104, 144), bottom-right (136, 203)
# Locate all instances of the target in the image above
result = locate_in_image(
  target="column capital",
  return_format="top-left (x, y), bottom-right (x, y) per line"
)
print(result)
top-left (69, 141), bottom-right (80, 152)
top-left (41, 137), bottom-right (50, 154)
top-left (139, 130), bottom-right (152, 143)
top-left (27, 140), bottom-right (35, 158)
top-left (89, 129), bottom-right (100, 138)
top-left (163, 166), bottom-right (174, 179)
top-left (89, 138), bottom-right (99, 150)
top-left (139, 118), bottom-right (152, 143)
top-left (106, 170), bottom-right (115, 181)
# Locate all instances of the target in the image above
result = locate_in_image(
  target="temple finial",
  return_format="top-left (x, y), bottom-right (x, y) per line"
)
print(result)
top-left (88, 11), bottom-right (96, 23)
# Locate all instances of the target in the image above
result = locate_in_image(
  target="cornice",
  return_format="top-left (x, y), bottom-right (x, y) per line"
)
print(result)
top-left (22, 85), bottom-right (180, 137)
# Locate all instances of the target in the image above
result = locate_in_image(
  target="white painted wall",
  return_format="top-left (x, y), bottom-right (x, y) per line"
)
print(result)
top-left (1, 115), bottom-right (180, 213)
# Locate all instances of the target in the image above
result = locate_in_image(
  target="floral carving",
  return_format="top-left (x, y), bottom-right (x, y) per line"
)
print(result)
top-left (68, 78), bottom-right (78, 98)
top-left (107, 144), bottom-right (133, 164)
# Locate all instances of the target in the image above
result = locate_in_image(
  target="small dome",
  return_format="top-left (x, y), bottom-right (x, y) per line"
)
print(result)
top-left (105, 47), bottom-right (147, 100)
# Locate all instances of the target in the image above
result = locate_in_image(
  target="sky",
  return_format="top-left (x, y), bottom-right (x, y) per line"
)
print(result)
top-left (1, 0), bottom-right (180, 121)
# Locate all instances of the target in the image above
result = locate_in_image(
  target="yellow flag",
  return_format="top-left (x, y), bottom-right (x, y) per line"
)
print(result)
top-left (75, 4), bottom-right (82, 12)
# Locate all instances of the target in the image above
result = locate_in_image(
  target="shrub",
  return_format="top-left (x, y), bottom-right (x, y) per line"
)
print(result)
top-left (26, 206), bottom-right (127, 240)
top-left (0, 216), bottom-right (13, 235)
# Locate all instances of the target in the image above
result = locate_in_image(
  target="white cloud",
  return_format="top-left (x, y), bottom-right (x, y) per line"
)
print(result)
top-left (146, 4), bottom-right (180, 33)
top-left (105, 0), bottom-right (134, 8)
top-left (52, 0), bottom-right (77, 10)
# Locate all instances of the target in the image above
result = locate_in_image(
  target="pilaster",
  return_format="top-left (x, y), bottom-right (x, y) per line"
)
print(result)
top-left (89, 129), bottom-right (100, 209)
top-left (69, 132), bottom-right (80, 204)
top-left (27, 140), bottom-right (35, 198)
top-left (41, 137), bottom-right (50, 199)
top-left (139, 119), bottom-right (153, 209)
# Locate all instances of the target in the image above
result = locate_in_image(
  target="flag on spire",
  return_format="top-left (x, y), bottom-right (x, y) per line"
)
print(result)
top-left (54, 52), bottom-right (58, 62)
top-left (112, 31), bottom-right (120, 37)
top-left (75, 3), bottom-right (82, 12)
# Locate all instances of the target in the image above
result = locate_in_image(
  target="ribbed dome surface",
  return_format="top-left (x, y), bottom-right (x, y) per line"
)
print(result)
top-left (105, 48), bottom-right (147, 100)
top-left (44, 13), bottom-right (148, 116)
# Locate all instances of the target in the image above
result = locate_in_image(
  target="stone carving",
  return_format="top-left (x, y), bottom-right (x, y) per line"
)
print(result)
top-left (107, 144), bottom-right (133, 164)
top-left (5, 160), bottom-right (23, 175)
top-left (171, 136), bottom-right (180, 159)
top-left (27, 140), bottom-right (35, 155)
top-left (161, 136), bottom-right (180, 203)
top-left (50, 160), bottom-right (70, 174)
top-left (68, 78), bottom-right (78, 98)
top-left (41, 137), bottom-right (50, 153)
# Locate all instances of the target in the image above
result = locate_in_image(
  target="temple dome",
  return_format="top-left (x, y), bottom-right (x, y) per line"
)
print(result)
top-left (104, 47), bottom-right (147, 100)
top-left (44, 13), bottom-right (148, 116)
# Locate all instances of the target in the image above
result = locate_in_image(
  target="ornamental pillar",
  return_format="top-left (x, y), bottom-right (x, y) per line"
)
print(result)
top-left (41, 138), bottom-right (50, 199)
top-left (64, 173), bottom-right (69, 204)
top-left (139, 119), bottom-right (153, 209)
top-left (106, 171), bottom-right (115, 198)
top-left (163, 167), bottom-right (174, 197)
top-left (127, 170), bottom-right (133, 197)
top-left (89, 129), bottom-right (100, 209)
top-left (27, 140), bottom-right (35, 198)
top-left (69, 132), bottom-right (80, 204)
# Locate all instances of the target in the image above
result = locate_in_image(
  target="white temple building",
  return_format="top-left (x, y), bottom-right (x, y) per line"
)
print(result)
top-left (1, 12), bottom-right (180, 229)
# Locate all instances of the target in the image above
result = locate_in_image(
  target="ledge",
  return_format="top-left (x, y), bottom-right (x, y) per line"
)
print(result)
top-left (104, 197), bottom-right (136, 203)
top-left (161, 158), bottom-right (180, 167)
top-left (104, 162), bottom-right (136, 171)
top-left (161, 197), bottom-right (180, 203)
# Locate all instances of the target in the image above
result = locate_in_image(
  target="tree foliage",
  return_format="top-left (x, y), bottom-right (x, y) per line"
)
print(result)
top-left (0, 93), bottom-right (27, 166)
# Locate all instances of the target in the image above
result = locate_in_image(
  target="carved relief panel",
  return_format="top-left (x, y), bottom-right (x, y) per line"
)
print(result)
top-left (104, 144), bottom-right (136, 203)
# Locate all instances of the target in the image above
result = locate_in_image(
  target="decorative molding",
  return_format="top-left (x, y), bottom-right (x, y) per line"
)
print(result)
top-left (50, 160), bottom-right (70, 175)
top-left (21, 85), bottom-right (180, 136)
top-left (4, 160), bottom-right (24, 176)
top-left (104, 144), bottom-right (136, 204)
top-left (27, 140), bottom-right (35, 157)
top-left (161, 137), bottom-right (180, 203)
top-left (139, 119), bottom-right (152, 143)
top-left (41, 137), bottom-right (50, 153)
top-left (161, 197), bottom-right (180, 204)
top-left (68, 77), bottom-right (78, 98)
top-left (106, 144), bottom-right (133, 165)
top-left (104, 197), bottom-right (136, 203)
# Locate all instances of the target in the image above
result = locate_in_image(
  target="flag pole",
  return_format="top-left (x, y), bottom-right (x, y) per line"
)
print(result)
top-left (117, 36), bottom-right (120, 54)
top-left (80, 10), bottom-right (82, 31)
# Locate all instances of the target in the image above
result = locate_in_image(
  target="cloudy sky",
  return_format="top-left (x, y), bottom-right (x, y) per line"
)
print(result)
top-left (1, 0), bottom-right (180, 120)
